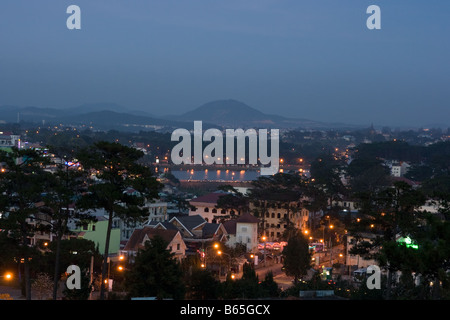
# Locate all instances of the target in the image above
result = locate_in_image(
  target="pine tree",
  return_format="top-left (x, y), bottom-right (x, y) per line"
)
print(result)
top-left (77, 141), bottom-right (162, 300)
top-left (282, 230), bottom-right (312, 285)
top-left (124, 235), bottom-right (185, 299)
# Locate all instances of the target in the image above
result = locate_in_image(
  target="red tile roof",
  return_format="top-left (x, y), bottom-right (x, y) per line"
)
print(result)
top-left (189, 192), bottom-right (228, 204)
top-left (123, 227), bottom-right (178, 251)
top-left (223, 220), bottom-right (237, 235)
top-left (236, 212), bottom-right (259, 224)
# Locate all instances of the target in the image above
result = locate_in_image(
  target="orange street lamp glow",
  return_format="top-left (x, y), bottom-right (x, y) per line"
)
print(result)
top-left (261, 235), bottom-right (267, 242)
top-left (329, 225), bottom-right (334, 229)
top-left (217, 250), bottom-right (222, 255)
top-left (117, 266), bottom-right (124, 271)
top-left (213, 243), bottom-right (219, 249)
top-left (4, 272), bottom-right (13, 280)
top-left (231, 274), bottom-right (235, 280)
top-left (119, 255), bottom-right (125, 261)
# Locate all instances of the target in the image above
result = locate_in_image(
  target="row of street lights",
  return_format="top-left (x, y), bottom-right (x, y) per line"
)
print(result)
top-left (201, 242), bottom-right (243, 279)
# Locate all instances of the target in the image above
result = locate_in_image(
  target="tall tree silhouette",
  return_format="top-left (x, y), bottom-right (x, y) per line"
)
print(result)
top-left (77, 141), bottom-right (162, 300)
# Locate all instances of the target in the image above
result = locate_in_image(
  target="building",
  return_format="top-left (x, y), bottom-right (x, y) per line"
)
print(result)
top-left (252, 201), bottom-right (309, 242)
top-left (113, 197), bottom-right (168, 249)
top-left (68, 209), bottom-right (121, 255)
top-left (0, 132), bottom-right (20, 149)
top-left (389, 161), bottom-right (410, 177)
top-left (122, 227), bottom-right (186, 262)
top-left (331, 199), bottom-right (359, 212)
top-left (74, 216), bottom-right (121, 255)
top-left (167, 215), bottom-right (227, 243)
top-left (223, 212), bottom-right (259, 253)
top-left (345, 233), bottom-right (378, 269)
top-left (145, 200), bottom-right (168, 223)
top-left (188, 191), bottom-right (237, 223)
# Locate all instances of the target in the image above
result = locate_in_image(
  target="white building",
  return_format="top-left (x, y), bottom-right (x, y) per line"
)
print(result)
top-left (223, 212), bottom-right (259, 253)
top-left (0, 133), bottom-right (20, 148)
top-left (390, 161), bottom-right (410, 177)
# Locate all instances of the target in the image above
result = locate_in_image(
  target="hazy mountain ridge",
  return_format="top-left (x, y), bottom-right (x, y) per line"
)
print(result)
top-left (165, 99), bottom-right (359, 129)
top-left (0, 100), bottom-right (367, 131)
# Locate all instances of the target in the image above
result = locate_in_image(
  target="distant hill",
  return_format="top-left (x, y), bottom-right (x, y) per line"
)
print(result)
top-left (166, 99), bottom-right (355, 129)
top-left (0, 100), bottom-right (358, 131)
top-left (65, 103), bottom-right (156, 118)
top-left (0, 104), bottom-right (213, 132)
top-left (57, 110), bottom-right (192, 131)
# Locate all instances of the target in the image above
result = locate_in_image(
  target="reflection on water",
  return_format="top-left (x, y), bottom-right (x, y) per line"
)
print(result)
top-left (172, 169), bottom-right (259, 181)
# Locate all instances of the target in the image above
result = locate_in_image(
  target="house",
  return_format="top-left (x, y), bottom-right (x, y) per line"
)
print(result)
top-left (122, 227), bottom-right (186, 262)
top-left (167, 215), bottom-right (227, 243)
top-left (110, 196), bottom-right (168, 249)
top-left (147, 214), bottom-right (228, 256)
top-left (188, 191), bottom-right (237, 222)
top-left (74, 216), bottom-right (121, 255)
top-left (223, 212), bottom-right (259, 253)
top-left (68, 208), bottom-right (121, 255)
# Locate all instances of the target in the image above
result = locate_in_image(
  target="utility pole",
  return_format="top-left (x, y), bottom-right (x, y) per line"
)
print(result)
top-left (89, 255), bottom-right (94, 300)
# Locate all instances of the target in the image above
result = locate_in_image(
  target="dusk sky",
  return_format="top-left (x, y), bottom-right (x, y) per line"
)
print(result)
top-left (0, 1), bottom-right (449, 127)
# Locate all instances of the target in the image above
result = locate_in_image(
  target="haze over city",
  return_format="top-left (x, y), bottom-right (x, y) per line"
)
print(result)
top-left (0, 1), bottom-right (449, 127)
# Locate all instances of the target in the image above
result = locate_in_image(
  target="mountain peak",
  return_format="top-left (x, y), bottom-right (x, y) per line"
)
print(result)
top-left (179, 99), bottom-right (268, 126)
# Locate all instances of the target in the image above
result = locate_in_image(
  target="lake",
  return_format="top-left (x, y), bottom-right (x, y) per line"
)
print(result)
top-left (172, 169), bottom-right (260, 182)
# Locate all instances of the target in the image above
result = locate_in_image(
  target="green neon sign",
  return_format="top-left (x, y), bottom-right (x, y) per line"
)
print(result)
top-left (397, 236), bottom-right (419, 250)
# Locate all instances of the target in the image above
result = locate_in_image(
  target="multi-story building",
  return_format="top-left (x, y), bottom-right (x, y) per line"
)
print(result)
top-left (0, 132), bottom-right (20, 149)
top-left (251, 201), bottom-right (309, 242)
top-left (188, 191), bottom-right (237, 223)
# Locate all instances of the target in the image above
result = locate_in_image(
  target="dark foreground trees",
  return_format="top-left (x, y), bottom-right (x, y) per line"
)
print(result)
top-left (281, 230), bottom-right (313, 285)
top-left (0, 148), bottom-right (49, 300)
top-left (77, 141), bottom-right (162, 300)
top-left (124, 235), bottom-right (185, 299)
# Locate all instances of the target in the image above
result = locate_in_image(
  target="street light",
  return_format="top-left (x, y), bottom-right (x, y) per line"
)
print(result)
top-left (203, 242), bottom-right (220, 268)
top-left (261, 235), bottom-right (267, 267)
top-left (1, 272), bottom-right (13, 281)
top-left (217, 251), bottom-right (232, 277)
